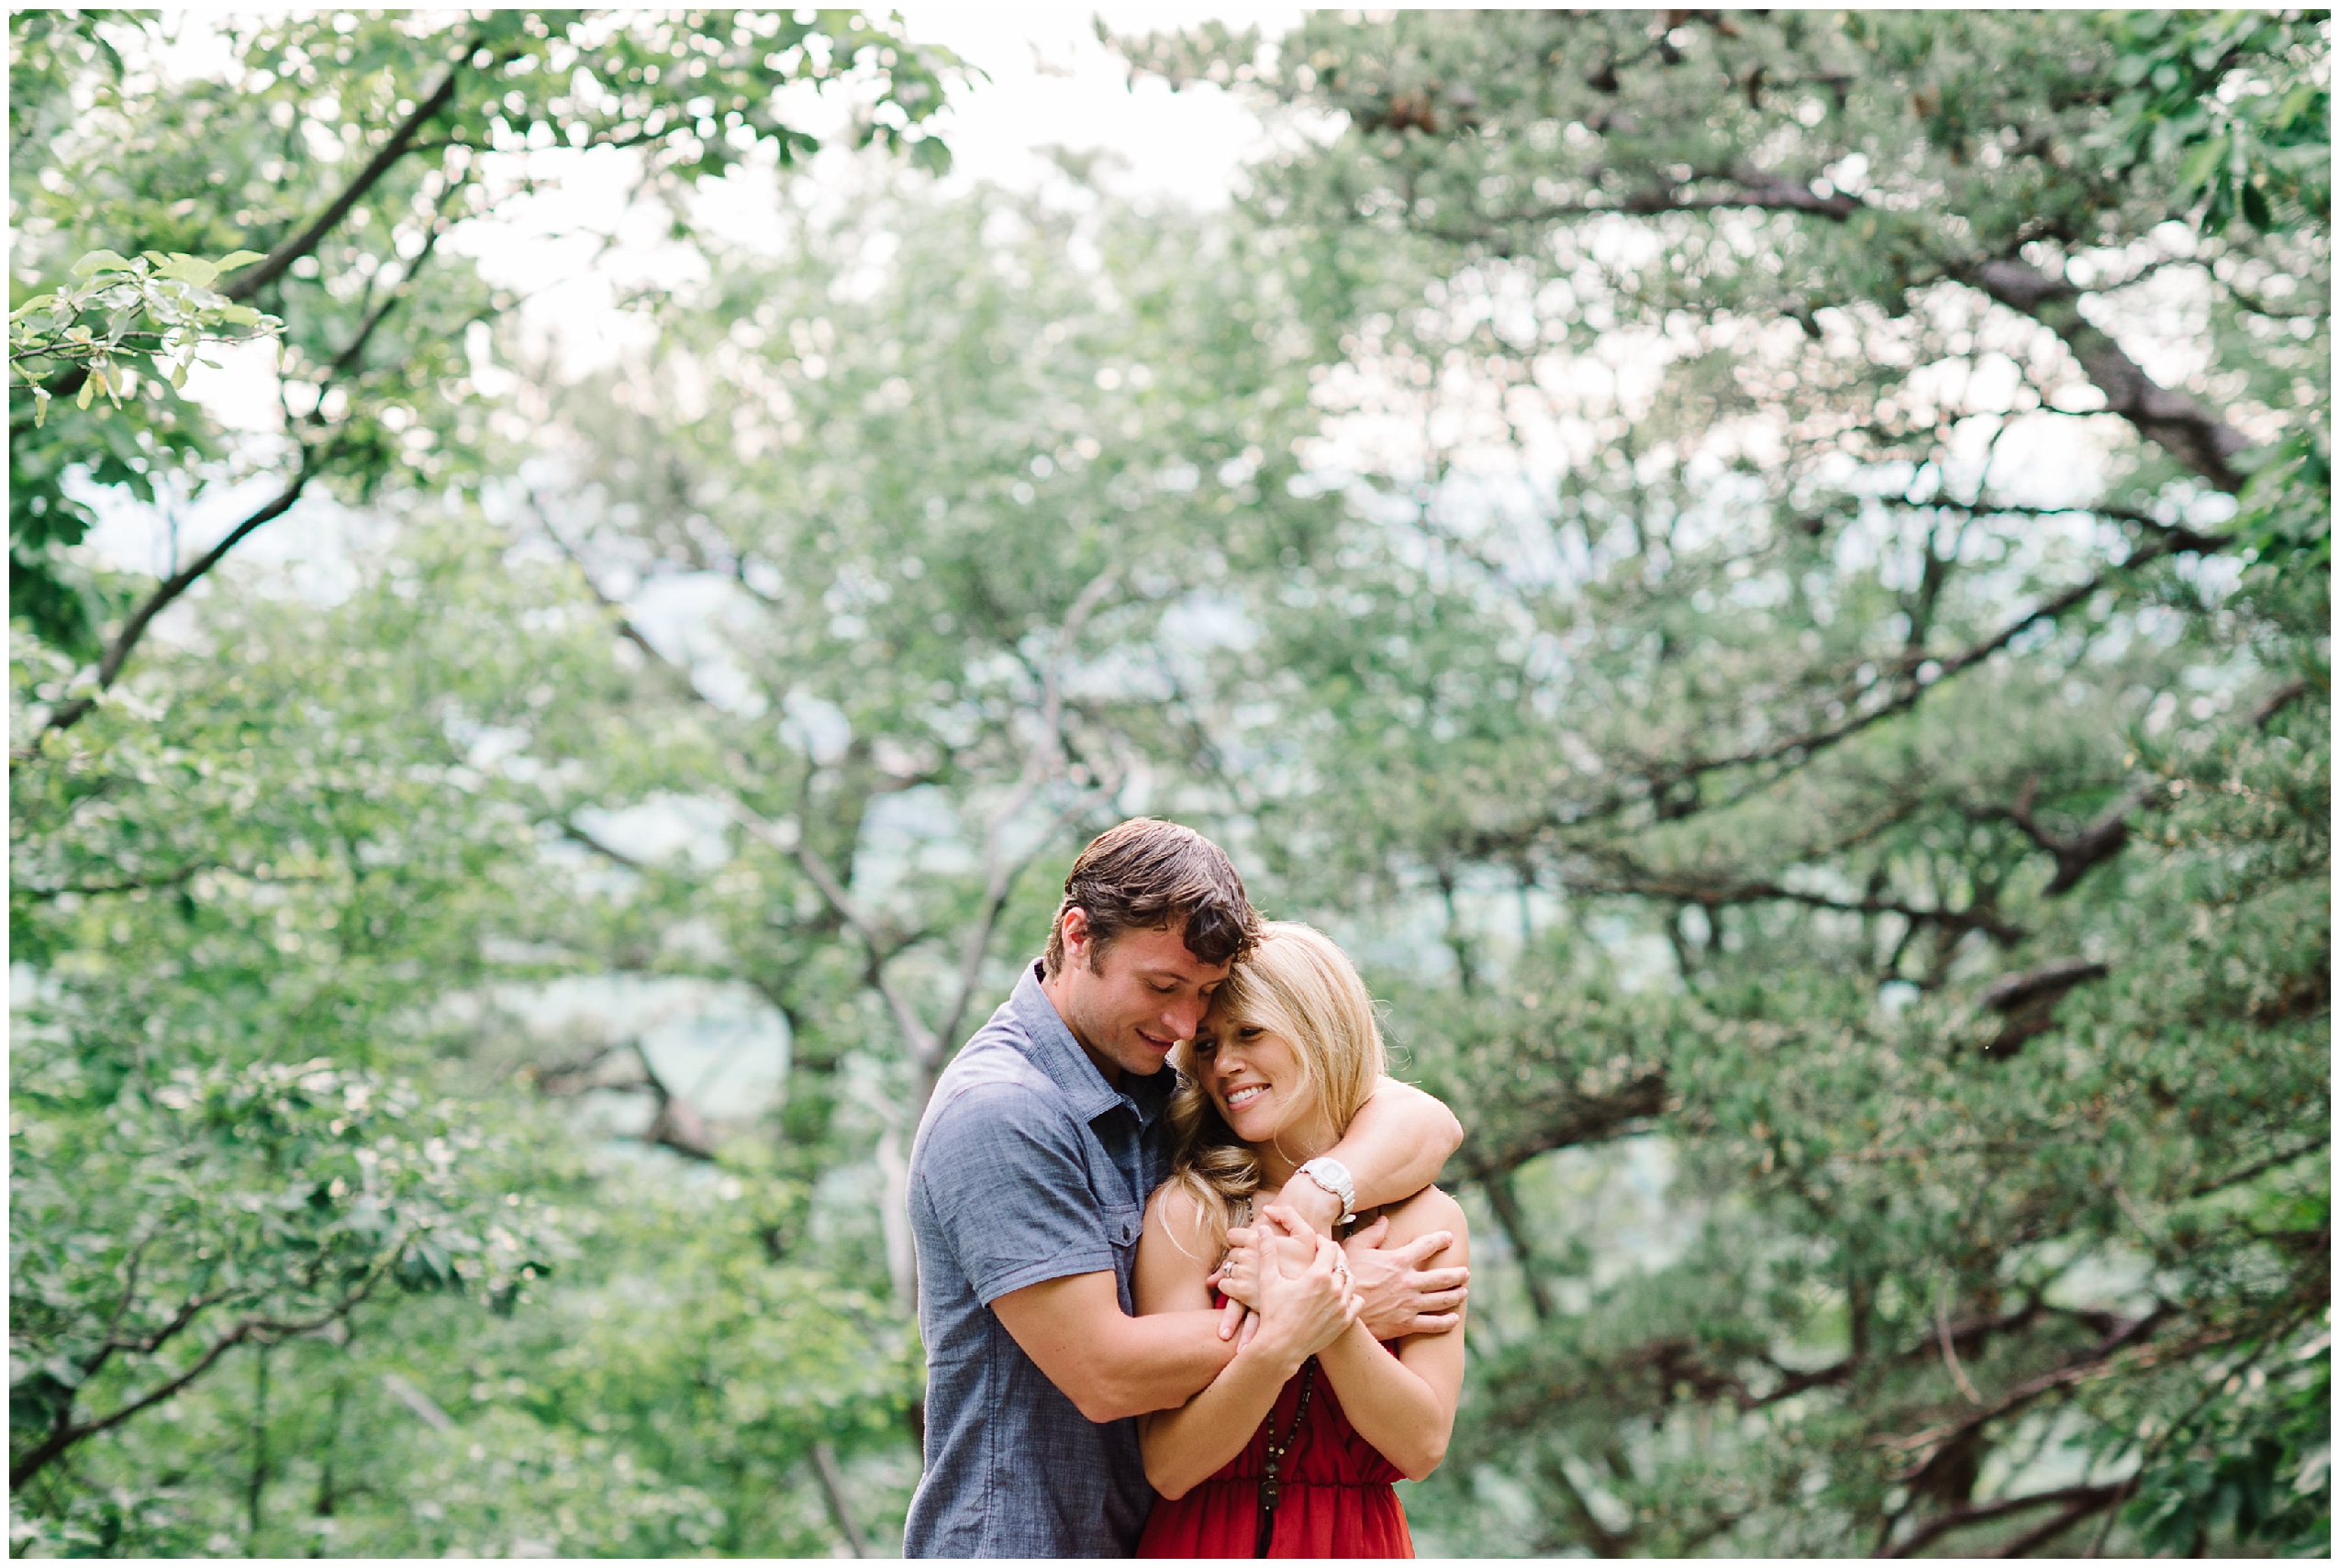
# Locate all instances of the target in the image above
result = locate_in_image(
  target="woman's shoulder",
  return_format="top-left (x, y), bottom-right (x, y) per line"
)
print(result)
top-left (1145, 1177), bottom-right (1213, 1229)
top-left (1373, 1184), bottom-right (1468, 1247)
top-left (1144, 1174), bottom-right (1237, 1248)
top-left (1138, 1176), bottom-right (1234, 1293)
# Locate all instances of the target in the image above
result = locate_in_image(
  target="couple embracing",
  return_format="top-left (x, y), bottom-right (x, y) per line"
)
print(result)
top-left (905, 818), bottom-right (1473, 1558)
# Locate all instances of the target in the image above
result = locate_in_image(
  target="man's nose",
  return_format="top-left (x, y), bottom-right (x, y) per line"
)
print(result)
top-left (1163, 995), bottom-right (1206, 1039)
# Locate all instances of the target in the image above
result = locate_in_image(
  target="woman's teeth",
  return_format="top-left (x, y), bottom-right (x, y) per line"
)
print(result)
top-left (1226, 1084), bottom-right (1267, 1108)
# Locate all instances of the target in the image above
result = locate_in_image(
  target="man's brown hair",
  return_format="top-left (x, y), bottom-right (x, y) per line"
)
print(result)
top-left (1042, 818), bottom-right (1259, 978)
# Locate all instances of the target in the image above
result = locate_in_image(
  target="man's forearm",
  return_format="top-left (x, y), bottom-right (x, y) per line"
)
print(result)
top-left (991, 1274), bottom-right (1239, 1423)
top-left (1319, 1078), bottom-right (1463, 1212)
top-left (1079, 1307), bottom-right (1238, 1419)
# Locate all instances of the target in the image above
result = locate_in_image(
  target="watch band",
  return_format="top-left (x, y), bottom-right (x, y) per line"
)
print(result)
top-left (1296, 1157), bottom-right (1356, 1226)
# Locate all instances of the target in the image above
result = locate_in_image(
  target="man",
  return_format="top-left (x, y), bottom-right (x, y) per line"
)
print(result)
top-left (904, 818), bottom-right (1470, 1558)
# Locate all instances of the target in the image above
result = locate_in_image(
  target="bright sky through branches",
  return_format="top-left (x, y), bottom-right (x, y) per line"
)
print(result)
top-left (87, 6), bottom-right (1297, 580)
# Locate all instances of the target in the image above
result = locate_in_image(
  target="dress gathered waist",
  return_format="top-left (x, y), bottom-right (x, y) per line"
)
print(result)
top-left (1135, 1347), bottom-right (1417, 1559)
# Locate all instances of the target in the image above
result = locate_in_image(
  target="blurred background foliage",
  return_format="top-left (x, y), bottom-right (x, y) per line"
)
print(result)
top-left (11, 7), bottom-right (2328, 1558)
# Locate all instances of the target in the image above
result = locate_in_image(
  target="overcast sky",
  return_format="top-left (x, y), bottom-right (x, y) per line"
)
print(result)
top-left (896, 4), bottom-right (1301, 205)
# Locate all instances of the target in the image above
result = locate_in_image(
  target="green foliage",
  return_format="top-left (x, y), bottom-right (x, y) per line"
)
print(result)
top-left (2124, 1336), bottom-right (2330, 1556)
top-left (8, 7), bottom-right (964, 665)
top-left (9, 249), bottom-right (275, 426)
top-left (2233, 424), bottom-right (2334, 580)
top-left (10, 8), bottom-right (2327, 1559)
top-left (2100, 10), bottom-right (2332, 237)
top-left (1108, 8), bottom-right (2330, 1556)
top-left (9, 1051), bottom-right (562, 1494)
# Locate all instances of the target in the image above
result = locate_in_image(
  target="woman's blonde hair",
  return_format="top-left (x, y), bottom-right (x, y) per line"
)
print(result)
top-left (1164, 921), bottom-right (1387, 1258)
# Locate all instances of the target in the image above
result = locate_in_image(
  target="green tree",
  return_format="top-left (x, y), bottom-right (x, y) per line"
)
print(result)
top-left (10, 7), bottom-right (958, 713)
top-left (11, 9), bottom-right (970, 1553)
top-left (8, 525), bottom-right (611, 1550)
top-left (494, 160), bottom-right (1340, 1321)
top-left (1109, 9), bottom-right (2329, 1555)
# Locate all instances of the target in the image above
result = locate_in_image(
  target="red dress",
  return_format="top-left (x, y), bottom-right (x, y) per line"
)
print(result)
top-left (1135, 1342), bottom-right (1415, 1559)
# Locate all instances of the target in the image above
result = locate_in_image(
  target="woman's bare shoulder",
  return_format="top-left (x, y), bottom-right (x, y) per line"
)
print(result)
top-left (1376, 1184), bottom-right (1469, 1251)
top-left (1142, 1179), bottom-right (1231, 1262)
top-left (1136, 1178), bottom-right (1226, 1309)
top-left (1146, 1176), bottom-right (1214, 1230)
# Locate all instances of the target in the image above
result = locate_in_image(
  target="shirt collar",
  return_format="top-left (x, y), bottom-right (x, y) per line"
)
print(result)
top-left (1008, 960), bottom-right (1176, 1128)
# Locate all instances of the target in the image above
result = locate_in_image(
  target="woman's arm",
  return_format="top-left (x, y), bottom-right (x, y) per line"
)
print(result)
top-left (1311, 1186), bottom-right (1470, 1480)
top-left (1278, 1076), bottom-right (1463, 1233)
top-left (1134, 1191), bottom-right (1355, 1501)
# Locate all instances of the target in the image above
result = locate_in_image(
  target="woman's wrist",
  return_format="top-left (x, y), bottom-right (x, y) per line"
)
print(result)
top-left (1236, 1327), bottom-right (1309, 1382)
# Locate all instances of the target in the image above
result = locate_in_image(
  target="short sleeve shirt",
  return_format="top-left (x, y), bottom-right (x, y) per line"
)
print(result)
top-left (902, 961), bottom-right (1178, 1558)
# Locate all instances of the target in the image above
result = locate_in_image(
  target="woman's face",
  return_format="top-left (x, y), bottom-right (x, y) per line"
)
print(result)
top-left (1190, 1003), bottom-right (1318, 1146)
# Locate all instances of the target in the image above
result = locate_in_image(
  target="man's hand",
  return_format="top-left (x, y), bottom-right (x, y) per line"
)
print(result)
top-left (1344, 1214), bottom-right (1469, 1340)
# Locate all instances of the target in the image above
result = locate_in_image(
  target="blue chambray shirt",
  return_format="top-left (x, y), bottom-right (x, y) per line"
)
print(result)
top-left (902, 960), bottom-right (1178, 1558)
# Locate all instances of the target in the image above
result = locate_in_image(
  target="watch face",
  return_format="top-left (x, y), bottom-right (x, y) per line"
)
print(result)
top-left (1304, 1158), bottom-right (1354, 1207)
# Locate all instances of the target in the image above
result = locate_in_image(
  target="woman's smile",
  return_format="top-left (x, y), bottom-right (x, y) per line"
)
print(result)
top-left (1197, 1019), bottom-right (1316, 1142)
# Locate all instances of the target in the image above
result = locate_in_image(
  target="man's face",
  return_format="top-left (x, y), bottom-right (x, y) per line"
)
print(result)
top-left (1047, 911), bottom-right (1231, 1084)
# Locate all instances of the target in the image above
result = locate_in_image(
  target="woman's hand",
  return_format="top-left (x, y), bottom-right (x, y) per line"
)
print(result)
top-left (1207, 1192), bottom-right (1270, 1340)
top-left (1209, 1200), bottom-right (1332, 1341)
top-left (1240, 1208), bottom-right (1356, 1374)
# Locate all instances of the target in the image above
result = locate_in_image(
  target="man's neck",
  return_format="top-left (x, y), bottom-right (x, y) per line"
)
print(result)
top-left (1040, 968), bottom-right (1120, 1088)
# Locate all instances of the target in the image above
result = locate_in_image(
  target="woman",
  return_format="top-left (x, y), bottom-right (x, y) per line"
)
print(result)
top-left (1132, 922), bottom-right (1469, 1558)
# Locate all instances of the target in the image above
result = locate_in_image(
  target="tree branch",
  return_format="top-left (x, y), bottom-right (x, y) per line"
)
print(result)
top-left (1986, 1488), bottom-right (2124, 1558)
top-left (226, 51), bottom-right (472, 304)
top-left (810, 1441), bottom-right (868, 1558)
top-left (1971, 777), bottom-right (2157, 896)
top-left (1962, 259), bottom-right (2251, 492)
top-left (2251, 677), bottom-right (2311, 728)
top-left (722, 793), bottom-right (941, 1065)
top-left (1483, 1170), bottom-right (1556, 1322)
top-left (2187, 1134), bottom-right (2331, 1200)
top-left (11, 1271), bottom-right (391, 1488)
top-left (1425, 182), bottom-right (2257, 491)
top-left (530, 495), bottom-right (681, 674)
top-left (633, 1040), bottom-right (720, 1162)
top-left (315, 179), bottom-right (462, 384)
top-left (1538, 1444), bottom-right (1637, 1558)
top-left (1454, 1064), bottom-right (1672, 1180)
top-left (1981, 958), bottom-right (2111, 1057)
top-left (38, 458), bottom-right (314, 741)
top-left (1622, 524), bottom-right (2215, 818)
top-left (929, 568), bottom-right (1120, 1062)
top-left (1882, 1482), bottom-right (2124, 1558)
top-left (1878, 1308), bottom-right (2193, 1483)
top-left (1559, 865), bottom-right (2029, 947)
top-left (15, 862), bottom-right (209, 901)
top-left (559, 820), bottom-right (648, 872)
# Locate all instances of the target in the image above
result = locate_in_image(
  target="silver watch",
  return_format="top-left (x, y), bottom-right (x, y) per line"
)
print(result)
top-left (1295, 1157), bottom-right (1356, 1227)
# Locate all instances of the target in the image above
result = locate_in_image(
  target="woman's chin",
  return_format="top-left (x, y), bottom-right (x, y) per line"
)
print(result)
top-left (1230, 1112), bottom-right (1285, 1146)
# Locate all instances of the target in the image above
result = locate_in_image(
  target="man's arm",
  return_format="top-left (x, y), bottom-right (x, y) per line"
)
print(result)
top-left (1212, 1078), bottom-right (1466, 1339)
top-left (916, 1082), bottom-right (1237, 1421)
top-left (1282, 1074), bottom-right (1463, 1230)
top-left (990, 1273), bottom-right (1235, 1424)
top-left (1219, 1204), bottom-right (1471, 1342)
